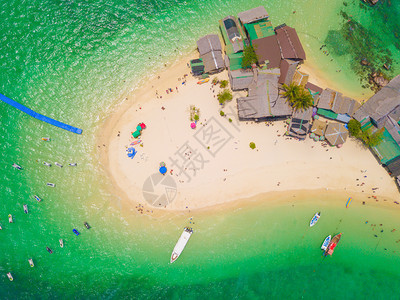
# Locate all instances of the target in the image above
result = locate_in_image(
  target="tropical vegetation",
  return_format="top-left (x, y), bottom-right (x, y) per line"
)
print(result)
top-left (281, 83), bottom-right (313, 111)
top-left (347, 119), bottom-right (383, 147)
top-left (241, 45), bottom-right (258, 69)
top-left (220, 80), bottom-right (228, 88)
top-left (217, 89), bottom-right (233, 105)
top-left (249, 142), bottom-right (256, 149)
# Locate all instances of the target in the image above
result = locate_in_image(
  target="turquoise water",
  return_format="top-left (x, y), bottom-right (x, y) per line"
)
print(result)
top-left (1, 0), bottom-right (400, 298)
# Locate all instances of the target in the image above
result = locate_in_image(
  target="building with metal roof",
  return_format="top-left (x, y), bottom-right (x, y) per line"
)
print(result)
top-left (275, 25), bottom-right (306, 61)
top-left (287, 107), bottom-right (313, 139)
top-left (196, 35), bottom-right (225, 74)
top-left (219, 16), bottom-right (245, 55)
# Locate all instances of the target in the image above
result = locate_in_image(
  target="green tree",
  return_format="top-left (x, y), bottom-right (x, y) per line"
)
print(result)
top-left (348, 119), bottom-right (361, 137)
top-left (217, 89), bottom-right (233, 105)
top-left (281, 84), bottom-right (313, 111)
top-left (241, 45), bottom-right (258, 69)
top-left (212, 77), bottom-right (219, 85)
top-left (360, 129), bottom-right (383, 147)
top-left (220, 80), bottom-right (229, 88)
top-left (249, 142), bottom-right (256, 149)
top-left (194, 114), bottom-right (199, 121)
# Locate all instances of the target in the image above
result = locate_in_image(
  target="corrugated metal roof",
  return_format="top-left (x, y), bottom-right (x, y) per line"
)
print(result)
top-left (197, 34), bottom-right (222, 56)
top-left (275, 25), bottom-right (306, 61)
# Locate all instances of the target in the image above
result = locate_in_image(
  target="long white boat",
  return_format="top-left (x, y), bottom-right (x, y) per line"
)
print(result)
top-left (309, 212), bottom-right (321, 227)
top-left (170, 227), bottom-right (193, 263)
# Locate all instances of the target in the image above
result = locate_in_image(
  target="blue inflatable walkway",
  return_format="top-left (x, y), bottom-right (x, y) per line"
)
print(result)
top-left (0, 93), bottom-right (82, 134)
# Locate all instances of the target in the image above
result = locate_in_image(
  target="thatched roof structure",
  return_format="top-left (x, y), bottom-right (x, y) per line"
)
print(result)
top-left (275, 25), bottom-right (306, 61)
top-left (310, 119), bottom-right (327, 136)
top-left (317, 88), bottom-right (337, 110)
top-left (353, 75), bottom-right (400, 127)
top-left (325, 122), bottom-right (348, 146)
top-left (237, 72), bottom-right (292, 120)
top-left (288, 107), bottom-right (313, 139)
top-left (228, 68), bottom-right (254, 90)
top-left (238, 6), bottom-right (269, 24)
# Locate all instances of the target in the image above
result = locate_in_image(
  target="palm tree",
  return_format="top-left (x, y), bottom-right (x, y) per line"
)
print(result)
top-left (281, 83), bottom-right (302, 105)
top-left (291, 90), bottom-right (314, 112)
top-left (281, 83), bottom-right (313, 112)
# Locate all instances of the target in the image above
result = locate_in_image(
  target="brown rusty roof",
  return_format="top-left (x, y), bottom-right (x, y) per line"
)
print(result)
top-left (252, 35), bottom-right (281, 69)
top-left (275, 25), bottom-right (306, 61)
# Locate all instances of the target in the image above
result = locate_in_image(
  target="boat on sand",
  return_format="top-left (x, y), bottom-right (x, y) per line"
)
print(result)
top-left (170, 227), bottom-right (193, 263)
top-left (324, 233), bottom-right (342, 256)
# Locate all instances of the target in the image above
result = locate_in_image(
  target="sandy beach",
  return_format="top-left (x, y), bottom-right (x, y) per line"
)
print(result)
top-left (97, 55), bottom-right (399, 212)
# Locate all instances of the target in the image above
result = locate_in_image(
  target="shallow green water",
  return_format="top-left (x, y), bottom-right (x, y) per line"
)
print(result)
top-left (1, 0), bottom-right (400, 298)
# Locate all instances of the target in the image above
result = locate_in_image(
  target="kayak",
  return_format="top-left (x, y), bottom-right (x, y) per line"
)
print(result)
top-left (8, 214), bottom-right (13, 223)
top-left (28, 258), bottom-right (34, 267)
top-left (23, 204), bottom-right (28, 214)
top-left (46, 247), bottom-right (53, 254)
top-left (46, 183), bottom-right (55, 187)
top-left (69, 163), bottom-right (77, 167)
top-left (59, 239), bottom-right (64, 248)
top-left (309, 212), bottom-right (321, 227)
top-left (73, 229), bottom-right (80, 236)
top-left (321, 235), bottom-right (332, 250)
top-left (84, 222), bottom-right (91, 229)
top-left (43, 162), bottom-right (52, 167)
top-left (42, 137), bottom-right (50, 141)
top-left (55, 162), bottom-right (63, 168)
top-left (7, 272), bottom-right (13, 281)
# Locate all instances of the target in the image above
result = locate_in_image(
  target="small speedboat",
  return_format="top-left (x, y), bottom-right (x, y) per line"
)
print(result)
top-left (7, 272), bottom-right (13, 281)
top-left (8, 214), bottom-right (13, 223)
top-left (42, 137), bottom-right (50, 141)
top-left (23, 204), bottom-right (28, 214)
top-left (28, 258), bottom-right (34, 267)
top-left (46, 183), bottom-right (55, 187)
top-left (69, 163), bottom-right (77, 167)
top-left (12, 163), bottom-right (22, 170)
top-left (34, 195), bottom-right (42, 202)
top-left (46, 247), bottom-right (53, 254)
top-left (84, 222), bottom-right (91, 229)
top-left (73, 229), bottom-right (80, 236)
top-left (321, 235), bottom-right (332, 250)
top-left (59, 239), bottom-right (64, 248)
top-left (43, 162), bottom-right (52, 167)
top-left (55, 162), bottom-right (63, 168)
top-left (309, 212), bottom-right (321, 227)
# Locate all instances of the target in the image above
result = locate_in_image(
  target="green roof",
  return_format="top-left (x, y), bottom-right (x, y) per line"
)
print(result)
top-left (371, 128), bottom-right (400, 164)
top-left (244, 20), bottom-right (275, 42)
top-left (228, 52), bottom-right (243, 71)
top-left (317, 108), bottom-right (338, 120)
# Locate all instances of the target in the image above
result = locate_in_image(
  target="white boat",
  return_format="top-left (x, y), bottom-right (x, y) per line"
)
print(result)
top-left (321, 235), bottom-right (331, 250)
top-left (12, 163), bottom-right (22, 170)
top-left (8, 214), bottom-right (13, 223)
top-left (55, 162), bottom-right (63, 168)
top-left (309, 212), bottom-right (321, 227)
top-left (46, 183), bottom-right (55, 187)
top-left (34, 195), bottom-right (42, 202)
top-left (69, 163), bottom-right (77, 167)
top-left (59, 239), bottom-right (64, 248)
top-left (23, 204), bottom-right (28, 214)
top-left (170, 227), bottom-right (193, 263)
top-left (43, 162), bottom-right (52, 167)
top-left (28, 258), bottom-right (34, 267)
top-left (7, 272), bottom-right (13, 281)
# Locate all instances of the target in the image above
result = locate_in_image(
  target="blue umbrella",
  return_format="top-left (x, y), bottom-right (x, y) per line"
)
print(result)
top-left (159, 166), bottom-right (167, 174)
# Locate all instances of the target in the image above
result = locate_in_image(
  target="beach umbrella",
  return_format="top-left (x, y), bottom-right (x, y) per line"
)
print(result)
top-left (325, 122), bottom-right (348, 146)
top-left (337, 144), bottom-right (343, 148)
top-left (319, 135), bottom-right (325, 141)
top-left (140, 123), bottom-right (146, 129)
top-left (159, 166), bottom-right (167, 174)
top-left (191, 122), bottom-right (196, 129)
top-left (314, 115), bottom-right (319, 120)
top-left (313, 137), bottom-right (319, 141)
top-left (310, 133), bottom-right (315, 138)
top-left (136, 125), bottom-right (142, 131)
top-left (159, 162), bottom-right (166, 167)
